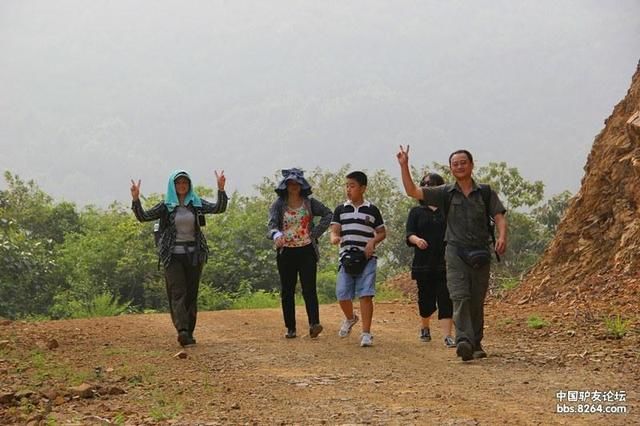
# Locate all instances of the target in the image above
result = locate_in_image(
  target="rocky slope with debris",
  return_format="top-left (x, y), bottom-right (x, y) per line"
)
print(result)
top-left (507, 61), bottom-right (640, 314)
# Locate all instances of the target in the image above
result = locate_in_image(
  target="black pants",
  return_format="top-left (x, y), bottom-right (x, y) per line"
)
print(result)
top-left (276, 244), bottom-right (319, 330)
top-left (165, 253), bottom-right (203, 335)
top-left (415, 270), bottom-right (453, 319)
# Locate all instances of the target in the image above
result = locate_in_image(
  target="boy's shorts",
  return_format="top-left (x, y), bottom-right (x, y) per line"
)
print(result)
top-left (336, 257), bottom-right (377, 300)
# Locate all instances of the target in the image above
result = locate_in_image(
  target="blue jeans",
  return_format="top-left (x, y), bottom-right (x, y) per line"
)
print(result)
top-left (336, 257), bottom-right (377, 300)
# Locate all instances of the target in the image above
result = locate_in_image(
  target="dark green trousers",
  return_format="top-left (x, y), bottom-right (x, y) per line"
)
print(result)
top-left (164, 253), bottom-right (203, 335)
top-left (445, 245), bottom-right (490, 348)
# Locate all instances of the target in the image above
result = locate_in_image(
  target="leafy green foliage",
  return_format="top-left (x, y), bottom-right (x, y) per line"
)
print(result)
top-left (0, 173), bottom-right (70, 318)
top-left (0, 161), bottom-right (571, 319)
top-left (53, 204), bottom-right (159, 316)
top-left (476, 162), bottom-right (544, 210)
top-left (203, 193), bottom-right (278, 293)
top-left (533, 190), bottom-right (573, 233)
top-left (197, 284), bottom-right (233, 311)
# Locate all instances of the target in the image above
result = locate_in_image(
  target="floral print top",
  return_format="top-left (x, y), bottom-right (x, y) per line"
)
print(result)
top-left (282, 205), bottom-right (312, 247)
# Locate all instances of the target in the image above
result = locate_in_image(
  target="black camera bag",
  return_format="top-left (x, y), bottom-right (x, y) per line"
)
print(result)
top-left (341, 247), bottom-right (368, 275)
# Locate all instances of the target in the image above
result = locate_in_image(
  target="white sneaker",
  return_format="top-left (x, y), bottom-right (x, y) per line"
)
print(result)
top-left (338, 314), bottom-right (359, 337)
top-left (360, 332), bottom-right (373, 347)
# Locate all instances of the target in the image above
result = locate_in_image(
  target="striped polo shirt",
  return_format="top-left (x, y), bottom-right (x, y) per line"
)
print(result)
top-left (331, 200), bottom-right (385, 258)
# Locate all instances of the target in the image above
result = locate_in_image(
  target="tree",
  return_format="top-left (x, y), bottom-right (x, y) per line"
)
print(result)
top-left (53, 203), bottom-right (159, 317)
top-left (0, 172), bottom-right (75, 318)
top-left (533, 190), bottom-right (573, 233)
top-left (0, 218), bottom-right (58, 318)
top-left (203, 193), bottom-right (279, 293)
top-left (0, 172), bottom-right (81, 242)
top-left (475, 162), bottom-right (544, 210)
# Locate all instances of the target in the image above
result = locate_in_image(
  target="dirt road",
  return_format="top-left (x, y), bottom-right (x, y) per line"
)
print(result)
top-left (1, 301), bottom-right (637, 425)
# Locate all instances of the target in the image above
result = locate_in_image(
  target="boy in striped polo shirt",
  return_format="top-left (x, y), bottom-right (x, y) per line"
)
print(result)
top-left (330, 171), bottom-right (386, 347)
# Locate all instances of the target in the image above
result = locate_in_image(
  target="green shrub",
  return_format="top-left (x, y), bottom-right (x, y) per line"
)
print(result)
top-left (198, 285), bottom-right (233, 311)
top-left (57, 292), bottom-right (131, 319)
top-left (231, 290), bottom-right (280, 310)
top-left (604, 314), bottom-right (629, 339)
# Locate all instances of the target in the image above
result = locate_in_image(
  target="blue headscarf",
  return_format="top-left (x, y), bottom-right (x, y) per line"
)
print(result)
top-left (164, 170), bottom-right (202, 212)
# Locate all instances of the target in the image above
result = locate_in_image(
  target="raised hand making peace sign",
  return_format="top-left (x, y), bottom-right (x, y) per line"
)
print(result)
top-left (214, 170), bottom-right (226, 191)
top-left (396, 144), bottom-right (410, 167)
top-left (130, 179), bottom-right (141, 201)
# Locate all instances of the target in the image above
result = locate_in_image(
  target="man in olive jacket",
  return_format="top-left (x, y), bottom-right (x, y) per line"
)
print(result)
top-left (397, 146), bottom-right (507, 361)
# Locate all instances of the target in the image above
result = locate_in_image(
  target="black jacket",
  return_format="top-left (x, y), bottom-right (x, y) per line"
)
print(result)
top-left (405, 205), bottom-right (446, 276)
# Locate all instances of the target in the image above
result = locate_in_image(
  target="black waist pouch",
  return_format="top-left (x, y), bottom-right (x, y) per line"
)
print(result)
top-left (340, 248), bottom-right (369, 275)
top-left (457, 246), bottom-right (491, 269)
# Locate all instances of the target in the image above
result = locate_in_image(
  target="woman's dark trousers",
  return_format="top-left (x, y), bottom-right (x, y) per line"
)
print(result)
top-left (165, 254), bottom-right (203, 336)
top-left (416, 270), bottom-right (453, 320)
top-left (276, 244), bottom-right (319, 331)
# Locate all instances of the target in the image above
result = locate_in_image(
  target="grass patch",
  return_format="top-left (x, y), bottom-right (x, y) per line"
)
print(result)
top-left (45, 415), bottom-right (59, 426)
top-left (102, 347), bottom-right (132, 356)
top-left (526, 314), bottom-right (549, 329)
top-left (112, 412), bottom-right (126, 425)
top-left (375, 283), bottom-right (406, 302)
top-left (604, 314), bottom-right (630, 339)
top-left (497, 318), bottom-right (514, 327)
top-left (496, 276), bottom-right (520, 291)
top-left (19, 349), bottom-right (91, 385)
top-left (149, 390), bottom-right (183, 421)
top-left (231, 290), bottom-right (281, 310)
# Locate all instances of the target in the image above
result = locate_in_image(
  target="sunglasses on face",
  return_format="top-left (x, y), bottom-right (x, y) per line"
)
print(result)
top-left (281, 168), bottom-right (304, 178)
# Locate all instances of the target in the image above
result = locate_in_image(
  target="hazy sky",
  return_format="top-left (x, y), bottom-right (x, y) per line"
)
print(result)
top-left (1, 1), bottom-right (639, 207)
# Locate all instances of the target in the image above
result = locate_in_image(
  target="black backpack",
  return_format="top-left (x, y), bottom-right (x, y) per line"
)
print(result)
top-left (443, 184), bottom-right (500, 262)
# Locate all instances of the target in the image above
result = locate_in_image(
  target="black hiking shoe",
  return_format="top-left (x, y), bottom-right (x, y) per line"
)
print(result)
top-left (285, 329), bottom-right (297, 339)
top-left (309, 324), bottom-right (323, 338)
top-left (420, 328), bottom-right (432, 342)
top-left (456, 341), bottom-right (474, 361)
top-left (473, 344), bottom-right (487, 359)
top-left (177, 330), bottom-right (194, 347)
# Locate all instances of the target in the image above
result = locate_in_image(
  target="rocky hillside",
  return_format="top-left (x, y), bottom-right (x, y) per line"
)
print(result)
top-left (509, 60), bottom-right (640, 313)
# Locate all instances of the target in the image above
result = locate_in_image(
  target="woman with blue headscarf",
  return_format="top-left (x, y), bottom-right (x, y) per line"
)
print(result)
top-left (268, 168), bottom-right (332, 339)
top-left (131, 170), bottom-right (228, 346)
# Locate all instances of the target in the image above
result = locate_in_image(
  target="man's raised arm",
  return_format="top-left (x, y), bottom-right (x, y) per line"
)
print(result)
top-left (396, 145), bottom-right (423, 200)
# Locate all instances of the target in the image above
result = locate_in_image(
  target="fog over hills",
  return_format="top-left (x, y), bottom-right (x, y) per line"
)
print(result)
top-left (1, 1), bottom-right (639, 206)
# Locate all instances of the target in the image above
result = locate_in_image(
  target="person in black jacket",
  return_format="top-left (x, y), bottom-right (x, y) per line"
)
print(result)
top-left (131, 169), bottom-right (228, 347)
top-left (267, 168), bottom-right (332, 339)
top-left (406, 173), bottom-right (455, 347)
